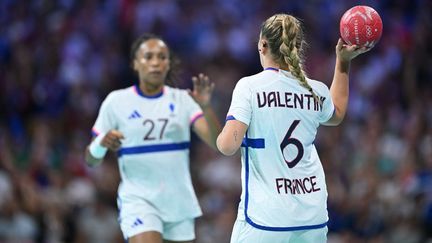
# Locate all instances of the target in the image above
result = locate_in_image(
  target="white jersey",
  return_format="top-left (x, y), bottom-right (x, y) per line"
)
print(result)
top-left (227, 68), bottom-right (334, 231)
top-left (92, 85), bottom-right (203, 222)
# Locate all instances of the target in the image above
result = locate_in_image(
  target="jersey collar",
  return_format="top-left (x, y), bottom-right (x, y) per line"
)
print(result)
top-left (264, 67), bottom-right (279, 72)
top-left (265, 67), bottom-right (295, 78)
top-left (134, 84), bottom-right (164, 99)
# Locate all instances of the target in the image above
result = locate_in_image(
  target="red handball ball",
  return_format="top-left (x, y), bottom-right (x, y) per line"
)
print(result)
top-left (340, 5), bottom-right (383, 48)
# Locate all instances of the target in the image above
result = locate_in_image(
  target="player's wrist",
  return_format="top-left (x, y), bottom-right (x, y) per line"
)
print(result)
top-left (336, 57), bottom-right (351, 73)
top-left (89, 133), bottom-right (108, 159)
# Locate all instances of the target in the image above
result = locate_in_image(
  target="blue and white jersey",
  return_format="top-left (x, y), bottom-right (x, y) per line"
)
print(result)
top-left (227, 68), bottom-right (334, 230)
top-left (92, 85), bottom-right (203, 222)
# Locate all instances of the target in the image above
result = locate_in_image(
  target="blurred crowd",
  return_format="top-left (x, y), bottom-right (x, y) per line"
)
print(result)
top-left (0, 0), bottom-right (431, 242)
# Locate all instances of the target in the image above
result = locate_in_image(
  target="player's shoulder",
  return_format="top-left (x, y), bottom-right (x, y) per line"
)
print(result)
top-left (306, 78), bottom-right (330, 92)
top-left (105, 85), bottom-right (136, 100)
top-left (235, 71), bottom-right (269, 89)
top-left (163, 86), bottom-right (192, 101)
top-left (164, 85), bottom-right (187, 95)
top-left (241, 70), bottom-right (270, 83)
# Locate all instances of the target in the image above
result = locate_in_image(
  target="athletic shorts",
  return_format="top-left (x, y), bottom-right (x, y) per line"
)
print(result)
top-left (118, 198), bottom-right (195, 241)
top-left (230, 219), bottom-right (327, 243)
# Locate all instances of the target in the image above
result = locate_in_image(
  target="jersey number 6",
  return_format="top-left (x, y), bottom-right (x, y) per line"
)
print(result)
top-left (279, 120), bottom-right (304, 168)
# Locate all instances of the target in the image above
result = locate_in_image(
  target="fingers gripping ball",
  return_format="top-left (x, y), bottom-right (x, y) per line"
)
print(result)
top-left (340, 5), bottom-right (383, 48)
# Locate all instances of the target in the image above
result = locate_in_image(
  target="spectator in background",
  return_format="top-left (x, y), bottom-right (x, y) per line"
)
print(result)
top-left (0, 171), bottom-right (37, 243)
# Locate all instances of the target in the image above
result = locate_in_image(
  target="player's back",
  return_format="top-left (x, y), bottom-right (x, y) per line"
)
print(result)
top-left (235, 68), bottom-right (334, 230)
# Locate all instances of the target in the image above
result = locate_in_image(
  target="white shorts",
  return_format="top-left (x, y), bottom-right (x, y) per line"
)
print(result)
top-left (230, 220), bottom-right (327, 243)
top-left (118, 198), bottom-right (195, 241)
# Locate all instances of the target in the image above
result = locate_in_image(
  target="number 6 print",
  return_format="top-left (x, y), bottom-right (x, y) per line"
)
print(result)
top-left (279, 120), bottom-right (304, 168)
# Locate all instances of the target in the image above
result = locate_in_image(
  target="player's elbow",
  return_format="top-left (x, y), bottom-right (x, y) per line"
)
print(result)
top-left (324, 116), bottom-right (344, 126)
top-left (217, 145), bottom-right (238, 156)
top-left (216, 136), bottom-right (238, 156)
top-left (323, 107), bottom-right (345, 126)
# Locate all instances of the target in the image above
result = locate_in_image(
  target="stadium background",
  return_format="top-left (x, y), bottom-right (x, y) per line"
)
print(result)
top-left (0, 0), bottom-right (431, 242)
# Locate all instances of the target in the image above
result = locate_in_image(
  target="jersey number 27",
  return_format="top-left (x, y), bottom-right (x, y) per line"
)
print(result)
top-left (143, 118), bottom-right (168, 140)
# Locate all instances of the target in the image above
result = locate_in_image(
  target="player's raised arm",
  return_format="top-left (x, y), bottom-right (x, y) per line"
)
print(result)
top-left (323, 39), bottom-right (370, 126)
top-left (325, 5), bottom-right (382, 126)
top-left (188, 73), bottom-right (222, 150)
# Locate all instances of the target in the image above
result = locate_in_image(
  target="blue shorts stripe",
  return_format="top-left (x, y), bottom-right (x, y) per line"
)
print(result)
top-left (118, 142), bottom-right (190, 156)
top-left (245, 216), bottom-right (328, 231)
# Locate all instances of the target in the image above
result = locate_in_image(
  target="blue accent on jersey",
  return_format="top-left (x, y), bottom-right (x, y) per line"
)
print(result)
top-left (243, 131), bottom-right (328, 231)
top-left (132, 218), bottom-right (143, 227)
top-left (226, 115), bottom-right (236, 121)
top-left (246, 217), bottom-right (328, 231)
top-left (117, 197), bottom-right (122, 224)
top-left (241, 138), bottom-right (265, 148)
top-left (134, 84), bottom-right (163, 98)
top-left (128, 110), bottom-right (142, 119)
top-left (264, 67), bottom-right (279, 72)
top-left (244, 132), bottom-right (251, 223)
top-left (118, 142), bottom-right (190, 156)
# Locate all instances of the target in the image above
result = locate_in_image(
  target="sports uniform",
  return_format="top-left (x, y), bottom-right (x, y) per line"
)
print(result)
top-left (227, 68), bottom-right (334, 242)
top-left (91, 84), bottom-right (203, 240)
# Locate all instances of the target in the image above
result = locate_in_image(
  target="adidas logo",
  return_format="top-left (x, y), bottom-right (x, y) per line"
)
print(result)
top-left (128, 110), bottom-right (142, 119)
top-left (131, 218), bottom-right (144, 228)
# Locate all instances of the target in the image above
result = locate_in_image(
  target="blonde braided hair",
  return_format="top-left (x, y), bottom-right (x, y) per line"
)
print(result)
top-left (260, 14), bottom-right (320, 104)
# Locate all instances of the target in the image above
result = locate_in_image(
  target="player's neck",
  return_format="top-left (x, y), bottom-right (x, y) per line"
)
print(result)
top-left (262, 58), bottom-right (280, 70)
top-left (139, 83), bottom-right (164, 96)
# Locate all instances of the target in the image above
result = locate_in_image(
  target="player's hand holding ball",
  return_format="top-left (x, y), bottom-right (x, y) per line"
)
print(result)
top-left (340, 5), bottom-right (383, 48)
top-left (337, 5), bottom-right (383, 61)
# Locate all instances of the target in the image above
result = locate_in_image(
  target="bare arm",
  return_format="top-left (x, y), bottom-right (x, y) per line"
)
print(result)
top-left (324, 38), bottom-right (371, 126)
top-left (216, 120), bottom-right (248, 156)
top-left (325, 55), bottom-right (351, 126)
top-left (193, 106), bottom-right (222, 150)
top-left (189, 73), bottom-right (222, 150)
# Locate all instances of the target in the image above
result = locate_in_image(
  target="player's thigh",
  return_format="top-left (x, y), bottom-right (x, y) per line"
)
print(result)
top-left (230, 219), bottom-right (327, 243)
top-left (292, 226), bottom-right (328, 243)
top-left (163, 218), bottom-right (195, 242)
top-left (118, 197), bottom-right (163, 239)
top-left (164, 240), bottom-right (193, 243)
top-left (129, 231), bottom-right (163, 243)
